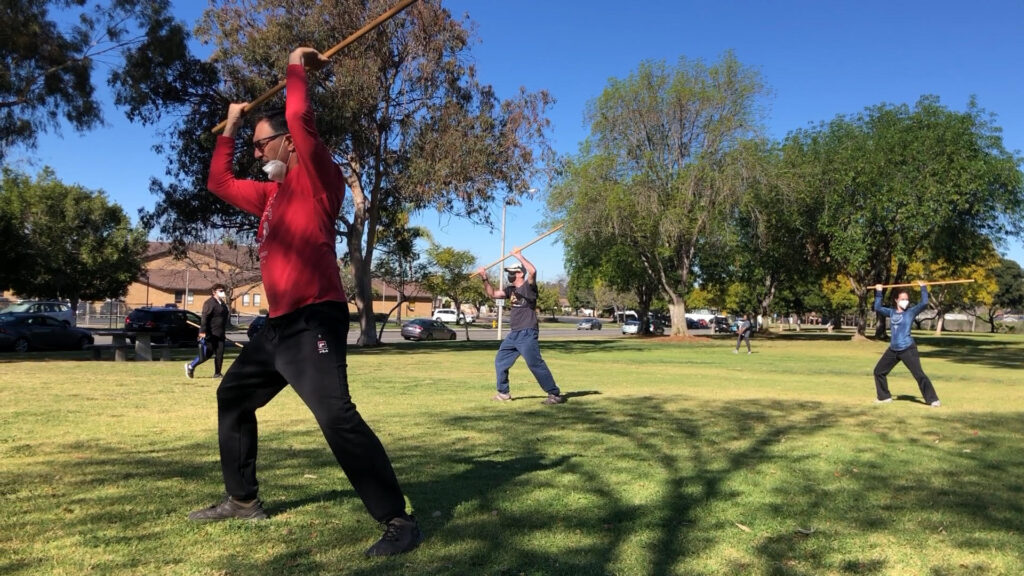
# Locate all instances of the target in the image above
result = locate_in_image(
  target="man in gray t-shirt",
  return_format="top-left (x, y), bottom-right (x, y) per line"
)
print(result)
top-left (477, 248), bottom-right (564, 405)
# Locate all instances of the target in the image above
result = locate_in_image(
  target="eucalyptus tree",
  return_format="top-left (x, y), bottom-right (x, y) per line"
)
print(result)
top-left (0, 0), bottom-right (183, 162)
top-left (549, 52), bottom-right (768, 335)
top-left (114, 0), bottom-right (553, 345)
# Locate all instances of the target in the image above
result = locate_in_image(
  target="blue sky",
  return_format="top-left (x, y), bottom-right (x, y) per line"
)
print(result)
top-left (16, 0), bottom-right (1024, 281)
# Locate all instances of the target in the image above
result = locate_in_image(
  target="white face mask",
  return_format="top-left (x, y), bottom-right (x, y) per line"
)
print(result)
top-left (897, 299), bottom-right (910, 310)
top-left (215, 291), bottom-right (226, 299)
top-left (262, 138), bottom-right (290, 183)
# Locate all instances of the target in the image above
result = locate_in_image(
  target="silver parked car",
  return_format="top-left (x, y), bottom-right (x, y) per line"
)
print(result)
top-left (576, 318), bottom-right (603, 330)
top-left (401, 318), bottom-right (457, 341)
top-left (0, 301), bottom-right (75, 326)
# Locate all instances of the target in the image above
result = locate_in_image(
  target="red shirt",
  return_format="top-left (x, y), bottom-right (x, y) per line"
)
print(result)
top-left (207, 64), bottom-right (347, 317)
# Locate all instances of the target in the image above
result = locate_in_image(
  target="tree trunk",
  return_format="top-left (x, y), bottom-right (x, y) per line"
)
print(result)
top-left (668, 297), bottom-right (687, 336)
top-left (346, 233), bottom-right (378, 347)
top-left (934, 313), bottom-right (945, 335)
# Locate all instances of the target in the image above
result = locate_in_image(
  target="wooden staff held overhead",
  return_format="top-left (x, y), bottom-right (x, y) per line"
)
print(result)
top-left (479, 223), bottom-right (564, 271)
top-left (877, 279), bottom-right (976, 289)
top-left (210, 0), bottom-right (421, 134)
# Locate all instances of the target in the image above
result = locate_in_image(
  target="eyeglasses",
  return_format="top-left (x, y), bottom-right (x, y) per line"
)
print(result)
top-left (253, 132), bottom-right (286, 154)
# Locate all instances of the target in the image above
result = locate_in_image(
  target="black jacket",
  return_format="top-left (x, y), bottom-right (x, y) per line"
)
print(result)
top-left (201, 296), bottom-right (230, 338)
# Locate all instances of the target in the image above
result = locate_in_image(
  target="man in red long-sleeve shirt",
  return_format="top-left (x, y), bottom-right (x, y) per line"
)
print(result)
top-left (189, 47), bottom-right (421, 557)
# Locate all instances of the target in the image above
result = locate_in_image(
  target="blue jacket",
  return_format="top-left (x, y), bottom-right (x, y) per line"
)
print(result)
top-left (874, 286), bottom-right (929, 351)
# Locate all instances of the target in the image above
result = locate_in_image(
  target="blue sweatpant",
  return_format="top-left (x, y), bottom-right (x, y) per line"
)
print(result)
top-left (495, 328), bottom-right (559, 396)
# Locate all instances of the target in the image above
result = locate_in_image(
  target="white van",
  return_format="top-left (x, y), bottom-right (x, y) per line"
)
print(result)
top-left (432, 308), bottom-right (474, 325)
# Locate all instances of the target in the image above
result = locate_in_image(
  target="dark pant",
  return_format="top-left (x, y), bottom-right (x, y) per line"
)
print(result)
top-left (495, 328), bottom-right (559, 396)
top-left (190, 335), bottom-right (225, 375)
top-left (735, 331), bottom-right (751, 351)
top-left (214, 302), bottom-right (407, 522)
top-left (873, 344), bottom-right (939, 404)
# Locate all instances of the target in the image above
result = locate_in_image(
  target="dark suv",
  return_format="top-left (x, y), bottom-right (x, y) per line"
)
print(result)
top-left (124, 307), bottom-right (202, 346)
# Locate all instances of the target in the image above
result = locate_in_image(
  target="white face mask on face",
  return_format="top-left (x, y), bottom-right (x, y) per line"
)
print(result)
top-left (897, 299), bottom-right (910, 310)
top-left (215, 290), bottom-right (226, 299)
top-left (262, 138), bottom-right (290, 183)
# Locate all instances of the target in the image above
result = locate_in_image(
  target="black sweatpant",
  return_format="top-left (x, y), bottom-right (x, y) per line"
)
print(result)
top-left (214, 301), bottom-right (407, 522)
top-left (873, 344), bottom-right (939, 404)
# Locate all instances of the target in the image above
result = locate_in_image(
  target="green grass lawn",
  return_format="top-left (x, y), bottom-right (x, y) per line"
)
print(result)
top-left (1, 331), bottom-right (1022, 575)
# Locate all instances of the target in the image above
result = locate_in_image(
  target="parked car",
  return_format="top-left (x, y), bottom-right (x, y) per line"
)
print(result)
top-left (247, 314), bottom-right (268, 339)
top-left (685, 317), bottom-right (701, 329)
top-left (124, 306), bottom-right (202, 346)
top-left (401, 318), bottom-right (457, 341)
top-left (713, 316), bottom-right (736, 334)
top-left (0, 301), bottom-right (75, 326)
top-left (621, 320), bottom-right (641, 335)
top-left (576, 318), bottom-right (603, 330)
top-left (0, 314), bottom-right (94, 352)
top-left (432, 308), bottom-right (474, 325)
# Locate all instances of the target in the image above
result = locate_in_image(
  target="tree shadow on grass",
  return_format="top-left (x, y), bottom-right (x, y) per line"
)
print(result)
top-left (5, 398), bottom-right (1023, 575)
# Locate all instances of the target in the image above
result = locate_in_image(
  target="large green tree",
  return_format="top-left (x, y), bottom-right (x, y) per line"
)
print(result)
top-left (988, 258), bottom-right (1024, 331)
top-left (421, 244), bottom-right (477, 340)
top-left (549, 52), bottom-right (768, 335)
top-left (0, 168), bottom-right (148, 314)
top-left (0, 0), bottom-right (185, 162)
top-left (116, 0), bottom-right (553, 346)
top-left (783, 96), bottom-right (1024, 336)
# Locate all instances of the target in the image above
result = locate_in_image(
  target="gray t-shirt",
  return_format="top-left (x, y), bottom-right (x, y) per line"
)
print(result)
top-left (504, 281), bottom-right (539, 331)
top-left (737, 319), bottom-right (751, 334)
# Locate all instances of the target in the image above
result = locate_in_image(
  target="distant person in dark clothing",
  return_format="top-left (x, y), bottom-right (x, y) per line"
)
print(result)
top-left (734, 314), bottom-right (752, 354)
top-left (872, 282), bottom-right (940, 407)
top-left (186, 283), bottom-right (230, 379)
top-left (477, 247), bottom-right (565, 405)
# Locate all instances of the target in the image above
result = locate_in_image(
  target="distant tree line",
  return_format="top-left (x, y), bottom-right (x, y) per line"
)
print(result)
top-left (548, 52), bottom-right (1024, 337)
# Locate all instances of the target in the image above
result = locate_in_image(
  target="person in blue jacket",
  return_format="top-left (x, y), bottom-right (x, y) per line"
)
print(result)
top-left (872, 281), bottom-right (940, 407)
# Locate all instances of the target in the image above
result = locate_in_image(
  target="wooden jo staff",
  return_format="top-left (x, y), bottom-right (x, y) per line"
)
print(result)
top-left (479, 223), bottom-right (565, 271)
top-left (211, 0), bottom-right (421, 134)
top-left (877, 279), bottom-right (975, 289)
top-left (187, 320), bottom-right (245, 348)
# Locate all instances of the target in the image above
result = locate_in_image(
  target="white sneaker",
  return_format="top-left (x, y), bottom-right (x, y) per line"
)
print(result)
top-left (874, 397), bottom-right (893, 404)
top-left (930, 400), bottom-right (941, 408)
top-left (732, 349), bottom-right (738, 354)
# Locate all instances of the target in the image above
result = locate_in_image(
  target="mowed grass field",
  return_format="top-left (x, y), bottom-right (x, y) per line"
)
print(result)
top-left (1, 330), bottom-right (1022, 576)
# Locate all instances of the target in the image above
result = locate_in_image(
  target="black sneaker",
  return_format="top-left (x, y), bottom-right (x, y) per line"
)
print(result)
top-left (213, 373), bottom-right (223, 379)
top-left (185, 363), bottom-right (194, 379)
top-left (542, 393), bottom-right (566, 405)
top-left (188, 496), bottom-right (268, 521)
top-left (364, 515), bottom-right (423, 557)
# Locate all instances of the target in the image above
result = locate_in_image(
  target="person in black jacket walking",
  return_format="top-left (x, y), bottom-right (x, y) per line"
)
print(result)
top-left (186, 283), bottom-right (230, 379)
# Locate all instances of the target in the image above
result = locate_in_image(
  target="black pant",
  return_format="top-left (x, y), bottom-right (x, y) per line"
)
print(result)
top-left (215, 302), bottom-right (407, 522)
top-left (873, 344), bottom-right (939, 404)
top-left (191, 335), bottom-right (225, 375)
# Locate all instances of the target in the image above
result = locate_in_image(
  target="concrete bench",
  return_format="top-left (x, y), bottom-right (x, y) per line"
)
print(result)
top-left (88, 344), bottom-right (134, 361)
